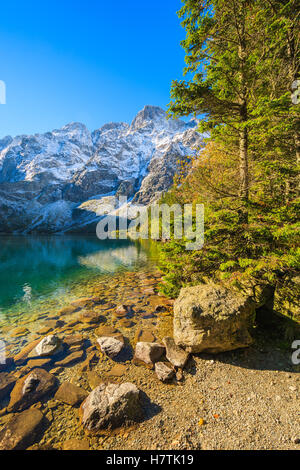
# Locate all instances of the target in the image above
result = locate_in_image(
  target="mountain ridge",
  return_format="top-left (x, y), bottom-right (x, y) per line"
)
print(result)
top-left (0, 106), bottom-right (202, 233)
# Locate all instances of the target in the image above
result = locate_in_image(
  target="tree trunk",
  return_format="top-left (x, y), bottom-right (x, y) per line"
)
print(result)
top-left (238, 29), bottom-right (249, 223)
top-left (239, 102), bottom-right (249, 202)
top-left (287, 27), bottom-right (299, 196)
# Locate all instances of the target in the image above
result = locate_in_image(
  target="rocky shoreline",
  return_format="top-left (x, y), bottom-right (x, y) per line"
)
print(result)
top-left (0, 270), bottom-right (299, 450)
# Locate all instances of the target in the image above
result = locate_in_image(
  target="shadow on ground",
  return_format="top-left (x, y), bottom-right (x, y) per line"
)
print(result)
top-left (184, 309), bottom-right (300, 375)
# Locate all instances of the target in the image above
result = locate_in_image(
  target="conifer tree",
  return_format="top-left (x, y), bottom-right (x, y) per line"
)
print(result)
top-left (159, 0), bottom-right (299, 320)
top-left (169, 0), bottom-right (261, 222)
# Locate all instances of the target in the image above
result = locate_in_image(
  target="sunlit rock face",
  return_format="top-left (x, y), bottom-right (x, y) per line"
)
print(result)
top-left (0, 106), bottom-right (202, 233)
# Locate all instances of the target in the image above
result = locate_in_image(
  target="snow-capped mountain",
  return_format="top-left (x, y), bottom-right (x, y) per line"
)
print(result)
top-left (0, 106), bottom-right (202, 233)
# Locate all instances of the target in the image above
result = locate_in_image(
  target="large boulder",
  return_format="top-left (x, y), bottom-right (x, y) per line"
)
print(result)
top-left (174, 283), bottom-right (255, 354)
top-left (80, 382), bottom-right (143, 432)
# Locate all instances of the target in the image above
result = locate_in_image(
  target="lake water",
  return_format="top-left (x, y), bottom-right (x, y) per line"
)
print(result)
top-left (0, 236), bottom-right (163, 350)
top-left (0, 235), bottom-right (155, 311)
top-left (0, 236), bottom-right (175, 450)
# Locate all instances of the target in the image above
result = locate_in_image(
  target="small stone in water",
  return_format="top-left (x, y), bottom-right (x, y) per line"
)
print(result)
top-left (33, 335), bottom-right (62, 357)
top-left (97, 336), bottom-right (124, 358)
top-left (55, 350), bottom-right (84, 367)
top-left (55, 382), bottom-right (88, 407)
top-left (107, 364), bottom-right (128, 377)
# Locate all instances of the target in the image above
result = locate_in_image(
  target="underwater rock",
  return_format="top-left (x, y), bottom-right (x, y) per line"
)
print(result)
top-left (80, 310), bottom-right (106, 324)
top-left (95, 325), bottom-right (124, 344)
top-left (14, 339), bottom-right (41, 365)
top-left (134, 328), bottom-right (156, 343)
top-left (0, 408), bottom-right (45, 450)
top-left (64, 334), bottom-right (84, 348)
top-left (55, 382), bottom-right (88, 407)
top-left (54, 350), bottom-right (84, 367)
top-left (78, 351), bottom-right (99, 372)
top-left (27, 358), bottom-right (52, 369)
top-left (8, 368), bottom-right (57, 412)
top-left (97, 337), bottom-right (124, 358)
top-left (0, 372), bottom-right (16, 400)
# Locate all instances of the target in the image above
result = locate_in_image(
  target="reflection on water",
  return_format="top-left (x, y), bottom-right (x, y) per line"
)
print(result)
top-left (78, 245), bottom-right (148, 271)
top-left (0, 235), bottom-right (153, 310)
top-left (22, 284), bottom-right (32, 304)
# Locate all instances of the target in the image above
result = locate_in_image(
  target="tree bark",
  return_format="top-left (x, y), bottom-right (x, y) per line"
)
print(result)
top-left (239, 101), bottom-right (249, 202)
top-left (238, 25), bottom-right (249, 223)
top-left (287, 27), bottom-right (299, 196)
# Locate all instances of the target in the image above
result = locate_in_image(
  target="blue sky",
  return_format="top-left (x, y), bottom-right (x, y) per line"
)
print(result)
top-left (0, 0), bottom-right (186, 138)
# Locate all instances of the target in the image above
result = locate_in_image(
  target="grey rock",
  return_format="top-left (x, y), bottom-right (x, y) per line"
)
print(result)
top-left (134, 342), bottom-right (165, 366)
top-left (155, 362), bottom-right (175, 382)
top-left (32, 335), bottom-right (62, 357)
top-left (97, 336), bottom-right (124, 358)
top-left (173, 283), bottom-right (255, 353)
top-left (80, 382), bottom-right (143, 431)
top-left (162, 337), bottom-right (190, 368)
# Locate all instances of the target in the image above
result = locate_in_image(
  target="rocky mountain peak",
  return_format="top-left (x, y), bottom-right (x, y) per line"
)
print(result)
top-left (0, 106), bottom-right (203, 233)
top-left (130, 105), bottom-right (166, 131)
top-left (61, 121), bottom-right (88, 131)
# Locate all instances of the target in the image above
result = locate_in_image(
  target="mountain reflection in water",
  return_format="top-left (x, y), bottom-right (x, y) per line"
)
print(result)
top-left (0, 236), bottom-right (152, 309)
